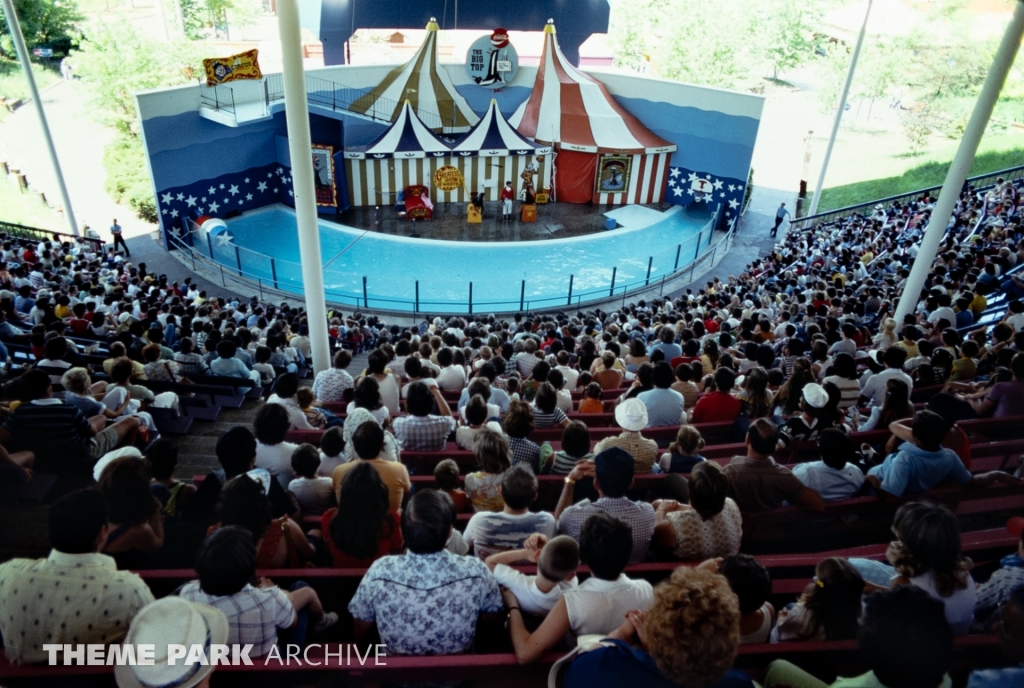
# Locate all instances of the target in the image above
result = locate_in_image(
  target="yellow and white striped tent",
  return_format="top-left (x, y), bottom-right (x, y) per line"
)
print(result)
top-left (348, 18), bottom-right (479, 134)
top-left (344, 100), bottom-right (552, 207)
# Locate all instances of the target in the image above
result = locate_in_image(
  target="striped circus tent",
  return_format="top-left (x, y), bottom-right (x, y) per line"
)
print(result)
top-left (348, 18), bottom-right (479, 134)
top-left (346, 101), bottom-right (552, 207)
top-left (510, 20), bottom-right (677, 205)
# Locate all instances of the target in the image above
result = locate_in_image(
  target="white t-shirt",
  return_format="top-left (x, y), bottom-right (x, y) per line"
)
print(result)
top-left (563, 575), bottom-right (654, 638)
top-left (463, 510), bottom-right (556, 559)
top-left (255, 441), bottom-right (298, 489)
top-left (401, 377), bottom-right (439, 399)
top-left (493, 564), bottom-right (577, 616)
top-left (266, 395), bottom-right (314, 430)
top-left (912, 571), bottom-right (977, 635)
top-left (318, 451), bottom-right (347, 478)
top-left (286, 476), bottom-right (335, 515)
top-left (436, 365), bottom-right (467, 392)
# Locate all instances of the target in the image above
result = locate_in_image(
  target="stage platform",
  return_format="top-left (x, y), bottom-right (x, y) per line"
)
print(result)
top-left (329, 200), bottom-right (693, 243)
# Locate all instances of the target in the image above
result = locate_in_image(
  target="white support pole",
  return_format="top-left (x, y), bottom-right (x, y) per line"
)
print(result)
top-left (277, 0), bottom-right (332, 375)
top-left (895, 0), bottom-right (1024, 326)
top-left (1, 0), bottom-right (79, 236)
top-left (807, 0), bottom-right (873, 218)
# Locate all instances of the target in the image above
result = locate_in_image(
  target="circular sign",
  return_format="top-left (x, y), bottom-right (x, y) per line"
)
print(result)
top-left (434, 165), bottom-right (464, 191)
top-left (466, 28), bottom-right (519, 89)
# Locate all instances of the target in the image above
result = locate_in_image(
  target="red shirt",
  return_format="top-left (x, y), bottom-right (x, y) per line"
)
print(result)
top-left (704, 319), bottom-right (719, 334)
top-left (69, 317), bottom-right (90, 335)
top-left (691, 391), bottom-right (742, 423)
top-left (500, 186), bottom-right (515, 201)
top-left (321, 509), bottom-right (404, 568)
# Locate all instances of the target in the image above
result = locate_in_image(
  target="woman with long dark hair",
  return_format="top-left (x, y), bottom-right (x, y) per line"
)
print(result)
top-left (856, 378), bottom-right (913, 432)
top-left (322, 463), bottom-right (403, 567)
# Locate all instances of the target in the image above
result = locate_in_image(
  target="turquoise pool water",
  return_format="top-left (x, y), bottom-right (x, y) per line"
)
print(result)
top-left (207, 204), bottom-right (714, 312)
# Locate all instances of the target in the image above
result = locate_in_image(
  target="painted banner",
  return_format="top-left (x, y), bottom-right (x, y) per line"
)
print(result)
top-left (312, 145), bottom-right (338, 207)
top-left (203, 49), bottom-right (262, 86)
top-left (433, 165), bottom-right (463, 191)
top-left (595, 155), bottom-right (632, 195)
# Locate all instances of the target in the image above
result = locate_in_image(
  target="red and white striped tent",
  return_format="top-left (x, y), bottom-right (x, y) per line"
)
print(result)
top-left (510, 21), bottom-right (677, 205)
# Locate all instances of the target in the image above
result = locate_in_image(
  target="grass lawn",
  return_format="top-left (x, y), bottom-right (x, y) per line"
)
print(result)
top-left (811, 125), bottom-right (1024, 213)
top-left (0, 175), bottom-right (63, 230)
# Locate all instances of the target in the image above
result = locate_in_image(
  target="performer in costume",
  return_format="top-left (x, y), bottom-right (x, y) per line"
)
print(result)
top-left (500, 181), bottom-right (515, 221)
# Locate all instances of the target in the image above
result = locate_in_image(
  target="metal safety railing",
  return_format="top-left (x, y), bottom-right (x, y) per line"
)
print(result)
top-left (169, 212), bottom-right (731, 316)
top-left (789, 163), bottom-right (1024, 233)
top-left (0, 220), bottom-right (105, 252)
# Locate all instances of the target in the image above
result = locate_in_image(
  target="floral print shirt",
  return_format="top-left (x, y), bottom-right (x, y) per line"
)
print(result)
top-left (348, 550), bottom-right (503, 655)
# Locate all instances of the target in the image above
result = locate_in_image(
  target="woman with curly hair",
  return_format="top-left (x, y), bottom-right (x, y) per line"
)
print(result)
top-left (850, 502), bottom-right (977, 635)
top-left (563, 564), bottom-right (753, 688)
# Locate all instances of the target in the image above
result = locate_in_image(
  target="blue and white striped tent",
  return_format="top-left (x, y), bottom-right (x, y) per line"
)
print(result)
top-left (345, 100), bottom-right (552, 206)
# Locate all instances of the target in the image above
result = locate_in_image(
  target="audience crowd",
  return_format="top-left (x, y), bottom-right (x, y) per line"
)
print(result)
top-left (2, 176), bottom-right (1024, 686)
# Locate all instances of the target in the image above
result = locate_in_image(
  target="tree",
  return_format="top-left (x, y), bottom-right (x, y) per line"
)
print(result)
top-left (901, 103), bottom-right (936, 155)
top-left (0, 0), bottom-right (82, 58)
top-left (179, 0), bottom-right (264, 40)
top-left (757, 0), bottom-right (820, 80)
top-left (71, 18), bottom-right (202, 136)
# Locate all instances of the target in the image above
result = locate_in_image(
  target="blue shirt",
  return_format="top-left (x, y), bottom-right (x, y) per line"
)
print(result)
top-left (867, 442), bottom-right (971, 497)
top-left (968, 665), bottom-right (1024, 688)
top-left (636, 388), bottom-right (685, 427)
top-left (649, 341), bottom-right (683, 360)
top-left (565, 639), bottom-right (755, 688)
top-left (210, 356), bottom-right (252, 379)
top-left (457, 384), bottom-right (511, 413)
top-left (348, 550), bottom-right (502, 655)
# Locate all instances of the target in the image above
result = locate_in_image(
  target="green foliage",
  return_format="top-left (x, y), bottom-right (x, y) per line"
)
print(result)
top-left (610, 0), bottom-right (749, 89)
top-left (757, 0), bottom-right (819, 80)
top-left (0, 54), bottom-right (58, 104)
top-left (0, 0), bottom-right (82, 59)
top-left (901, 104), bottom-right (935, 155)
top-left (179, 0), bottom-right (264, 40)
top-left (71, 18), bottom-right (202, 136)
top-left (72, 19), bottom-right (201, 222)
top-left (103, 137), bottom-right (157, 223)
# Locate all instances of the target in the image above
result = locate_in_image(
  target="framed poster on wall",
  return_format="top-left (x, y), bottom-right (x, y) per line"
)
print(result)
top-left (312, 144), bottom-right (337, 207)
top-left (595, 155), bottom-right (632, 195)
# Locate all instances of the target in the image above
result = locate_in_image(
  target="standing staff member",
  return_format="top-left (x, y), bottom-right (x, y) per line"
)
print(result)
top-left (500, 181), bottom-right (515, 222)
top-left (110, 218), bottom-right (130, 257)
top-left (771, 203), bottom-right (790, 238)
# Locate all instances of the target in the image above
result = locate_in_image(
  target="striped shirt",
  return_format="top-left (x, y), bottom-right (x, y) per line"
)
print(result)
top-left (2, 399), bottom-right (92, 457)
top-left (557, 497), bottom-right (656, 565)
top-left (533, 406), bottom-right (568, 428)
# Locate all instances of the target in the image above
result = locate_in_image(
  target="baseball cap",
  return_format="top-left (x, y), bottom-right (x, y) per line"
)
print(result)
top-left (802, 383), bottom-right (829, 409)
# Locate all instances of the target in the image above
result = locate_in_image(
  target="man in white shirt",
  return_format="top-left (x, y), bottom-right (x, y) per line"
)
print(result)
top-left (790, 429), bottom-right (865, 501)
top-left (435, 347), bottom-right (467, 391)
top-left (554, 351), bottom-right (579, 390)
top-left (859, 347), bottom-right (913, 408)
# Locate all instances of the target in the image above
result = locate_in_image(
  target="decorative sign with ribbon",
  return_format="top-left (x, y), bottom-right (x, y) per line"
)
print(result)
top-left (203, 49), bottom-right (262, 86)
top-left (433, 165), bottom-right (464, 192)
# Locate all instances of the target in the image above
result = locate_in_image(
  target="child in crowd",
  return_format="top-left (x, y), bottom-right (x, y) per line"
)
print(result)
top-left (577, 382), bottom-right (605, 413)
top-left (720, 554), bottom-right (775, 644)
top-left (670, 364), bottom-right (701, 409)
top-left (317, 426), bottom-right (345, 478)
top-left (791, 429), bottom-right (865, 501)
top-left (147, 439), bottom-right (195, 517)
top-left (434, 458), bottom-right (469, 512)
top-left (179, 526), bottom-right (337, 655)
top-left (485, 534), bottom-right (580, 616)
top-left (770, 557), bottom-right (864, 642)
top-left (952, 340), bottom-right (979, 381)
top-left (296, 387), bottom-right (329, 430)
top-left (287, 443), bottom-right (336, 515)
top-left (658, 425), bottom-right (706, 474)
top-left (575, 371), bottom-right (592, 394)
top-left (766, 368), bottom-right (785, 393)
top-left (504, 373), bottom-right (522, 402)
top-left (253, 346), bottom-right (275, 385)
top-left (456, 395), bottom-right (501, 450)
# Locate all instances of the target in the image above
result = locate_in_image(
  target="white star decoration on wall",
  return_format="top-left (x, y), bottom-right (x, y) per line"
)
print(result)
top-left (158, 166), bottom-right (296, 223)
top-left (215, 231), bottom-right (234, 247)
